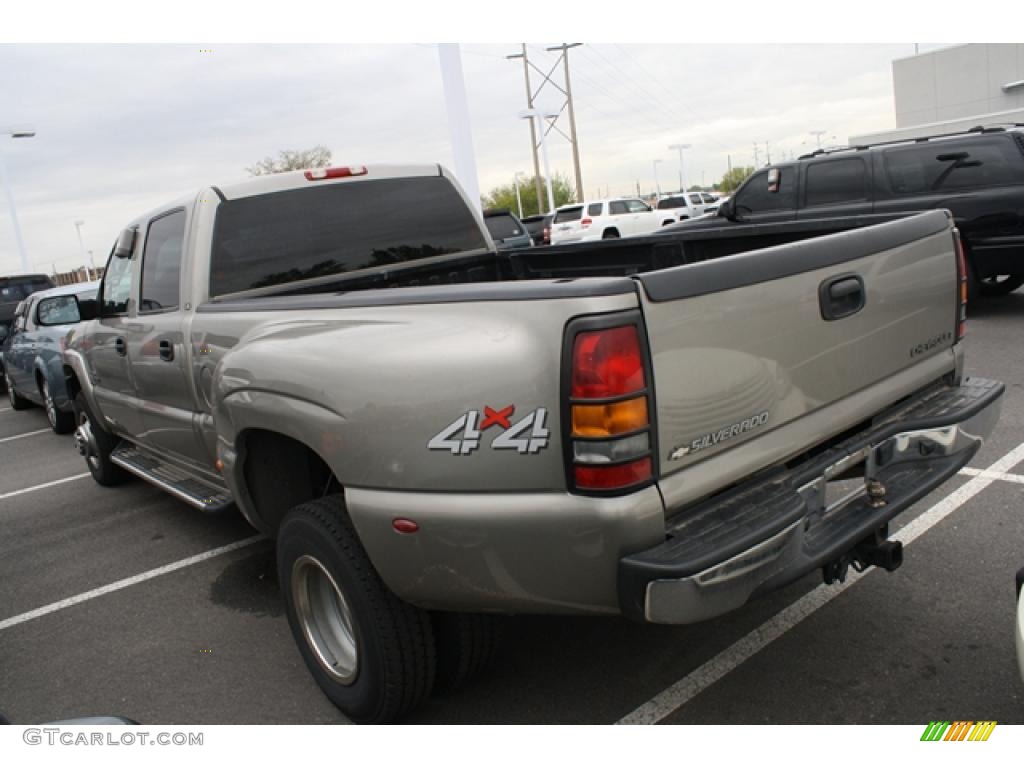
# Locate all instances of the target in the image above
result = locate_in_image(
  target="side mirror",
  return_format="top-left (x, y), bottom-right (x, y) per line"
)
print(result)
top-left (0, 325), bottom-right (8, 344)
top-left (718, 198), bottom-right (736, 221)
top-left (113, 227), bottom-right (137, 259)
top-left (76, 297), bottom-right (98, 321)
top-left (36, 295), bottom-right (82, 326)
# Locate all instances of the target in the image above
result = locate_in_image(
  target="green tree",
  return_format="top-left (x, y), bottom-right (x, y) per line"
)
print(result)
top-left (482, 173), bottom-right (576, 216)
top-left (718, 166), bottom-right (755, 195)
top-left (246, 145), bottom-right (332, 176)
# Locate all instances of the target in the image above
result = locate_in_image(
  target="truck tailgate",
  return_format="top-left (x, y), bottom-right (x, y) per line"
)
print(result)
top-left (636, 211), bottom-right (958, 483)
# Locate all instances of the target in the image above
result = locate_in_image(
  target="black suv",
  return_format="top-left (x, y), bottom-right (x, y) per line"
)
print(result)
top-left (673, 125), bottom-right (1024, 296)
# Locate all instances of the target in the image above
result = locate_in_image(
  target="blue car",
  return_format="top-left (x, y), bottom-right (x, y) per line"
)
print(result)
top-left (1, 281), bottom-right (98, 433)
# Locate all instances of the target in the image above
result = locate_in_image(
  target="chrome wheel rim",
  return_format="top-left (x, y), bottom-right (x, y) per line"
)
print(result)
top-left (75, 409), bottom-right (101, 471)
top-left (43, 380), bottom-right (56, 427)
top-left (292, 554), bottom-right (359, 684)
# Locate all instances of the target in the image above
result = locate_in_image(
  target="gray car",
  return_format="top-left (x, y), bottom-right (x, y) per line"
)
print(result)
top-left (3, 281), bottom-right (98, 433)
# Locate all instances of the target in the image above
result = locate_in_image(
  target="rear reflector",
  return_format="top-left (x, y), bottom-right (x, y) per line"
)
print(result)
top-left (392, 518), bottom-right (419, 534)
top-left (574, 458), bottom-right (652, 490)
top-left (572, 397), bottom-right (648, 437)
top-left (953, 228), bottom-right (967, 342)
top-left (572, 326), bottom-right (645, 400)
top-left (304, 166), bottom-right (368, 181)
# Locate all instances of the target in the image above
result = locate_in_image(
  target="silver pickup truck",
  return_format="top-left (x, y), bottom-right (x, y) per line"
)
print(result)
top-left (63, 164), bottom-right (1003, 723)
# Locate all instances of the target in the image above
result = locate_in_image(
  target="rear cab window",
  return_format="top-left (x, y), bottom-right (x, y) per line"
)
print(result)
top-left (210, 176), bottom-right (489, 297)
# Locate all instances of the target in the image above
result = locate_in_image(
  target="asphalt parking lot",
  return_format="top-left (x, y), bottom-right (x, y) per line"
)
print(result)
top-left (1, 292), bottom-right (1023, 726)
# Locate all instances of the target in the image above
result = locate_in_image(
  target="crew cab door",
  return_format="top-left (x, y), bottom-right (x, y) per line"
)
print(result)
top-left (731, 166), bottom-right (798, 224)
top-left (797, 156), bottom-right (873, 220)
top-left (88, 240), bottom-right (147, 438)
top-left (126, 207), bottom-right (208, 465)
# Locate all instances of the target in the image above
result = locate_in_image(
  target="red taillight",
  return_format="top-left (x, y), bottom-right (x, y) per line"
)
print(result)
top-left (581, 217), bottom-right (593, 228)
top-left (572, 326), bottom-right (645, 400)
top-left (304, 166), bottom-right (368, 181)
top-left (953, 228), bottom-right (967, 342)
top-left (574, 458), bottom-right (652, 490)
top-left (568, 322), bottom-right (653, 493)
top-left (392, 518), bottom-right (419, 534)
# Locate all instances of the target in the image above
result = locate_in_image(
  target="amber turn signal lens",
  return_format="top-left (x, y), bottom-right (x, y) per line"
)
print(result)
top-left (572, 396), bottom-right (648, 437)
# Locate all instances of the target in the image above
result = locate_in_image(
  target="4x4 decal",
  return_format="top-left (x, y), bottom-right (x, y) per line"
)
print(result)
top-left (428, 405), bottom-right (550, 455)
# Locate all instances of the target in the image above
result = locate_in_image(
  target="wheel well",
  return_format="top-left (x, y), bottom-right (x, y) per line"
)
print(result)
top-left (240, 429), bottom-right (338, 535)
top-left (602, 228), bottom-right (619, 237)
top-left (35, 368), bottom-right (45, 394)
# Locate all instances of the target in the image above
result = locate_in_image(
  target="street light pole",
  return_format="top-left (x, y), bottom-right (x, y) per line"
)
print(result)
top-left (1, 125), bottom-right (35, 273)
top-left (513, 172), bottom-right (525, 218)
top-left (809, 130), bottom-right (827, 149)
top-left (652, 159), bottom-right (663, 199)
top-left (74, 219), bottom-right (95, 274)
top-left (519, 109), bottom-right (558, 214)
top-left (668, 143), bottom-right (691, 193)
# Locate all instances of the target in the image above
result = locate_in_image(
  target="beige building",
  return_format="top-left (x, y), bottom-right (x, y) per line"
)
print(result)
top-left (852, 44), bottom-right (1024, 145)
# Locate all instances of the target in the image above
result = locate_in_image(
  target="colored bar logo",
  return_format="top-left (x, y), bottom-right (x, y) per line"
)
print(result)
top-left (920, 721), bottom-right (997, 741)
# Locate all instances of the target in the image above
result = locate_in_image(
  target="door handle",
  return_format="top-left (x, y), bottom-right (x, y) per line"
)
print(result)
top-left (114, 337), bottom-right (127, 356)
top-left (819, 274), bottom-right (866, 321)
top-left (158, 339), bottom-right (175, 362)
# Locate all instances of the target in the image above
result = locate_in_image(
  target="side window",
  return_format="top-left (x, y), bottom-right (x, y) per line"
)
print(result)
top-left (626, 199), bottom-right (651, 213)
top-left (587, 202), bottom-right (603, 216)
top-left (689, 194), bottom-right (702, 205)
top-left (100, 242), bottom-right (134, 316)
top-left (609, 201), bottom-right (628, 215)
top-left (883, 140), bottom-right (1017, 195)
top-left (804, 158), bottom-right (868, 206)
top-left (734, 168), bottom-right (797, 214)
top-left (140, 209), bottom-right (186, 313)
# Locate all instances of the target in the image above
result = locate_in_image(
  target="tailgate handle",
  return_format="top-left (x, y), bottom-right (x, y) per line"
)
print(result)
top-left (114, 337), bottom-right (127, 356)
top-left (820, 274), bottom-right (865, 321)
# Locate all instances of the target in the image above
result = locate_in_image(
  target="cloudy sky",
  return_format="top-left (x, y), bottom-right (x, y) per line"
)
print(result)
top-left (0, 41), bottom-right (949, 274)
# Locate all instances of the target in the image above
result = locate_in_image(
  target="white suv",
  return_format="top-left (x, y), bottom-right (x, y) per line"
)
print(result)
top-left (655, 192), bottom-right (716, 224)
top-left (549, 198), bottom-right (664, 244)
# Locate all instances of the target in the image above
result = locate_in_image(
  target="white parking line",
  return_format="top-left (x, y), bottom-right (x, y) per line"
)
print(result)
top-left (0, 407), bottom-right (12, 414)
top-left (0, 535), bottom-right (266, 632)
top-left (959, 467), bottom-right (1024, 484)
top-left (616, 441), bottom-right (1024, 725)
top-left (0, 428), bottom-right (51, 443)
top-left (0, 472), bottom-right (91, 500)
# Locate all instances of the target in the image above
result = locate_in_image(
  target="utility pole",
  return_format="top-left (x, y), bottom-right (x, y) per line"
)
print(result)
top-left (753, 143), bottom-right (760, 168)
top-left (765, 140), bottom-right (772, 165)
top-left (506, 45), bottom-right (544, 211)
top-left (668, 143), bottom-right (690, 193)
top-left (547, 43), bottom-right (584, 201)
top-left (810, 130), bottom-right (828, 149)
top-left (727, 154), bottom-right (732, 174)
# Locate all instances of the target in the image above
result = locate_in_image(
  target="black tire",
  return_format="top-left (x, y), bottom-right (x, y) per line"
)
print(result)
top-left (602, 229), bottom-right (620, 239)
top-left (4, 371), bottom-right (33, 411)
top-left (277, 495), bottom-right (436, 724)
top-left (41, 376), bottom-right (75, 434)
top-left (72, 392), bottom-right (129, 486)
top-left (978, 273), bottom-right (1024, 297)
top-left (431, 612), bottom-right (499, 694)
